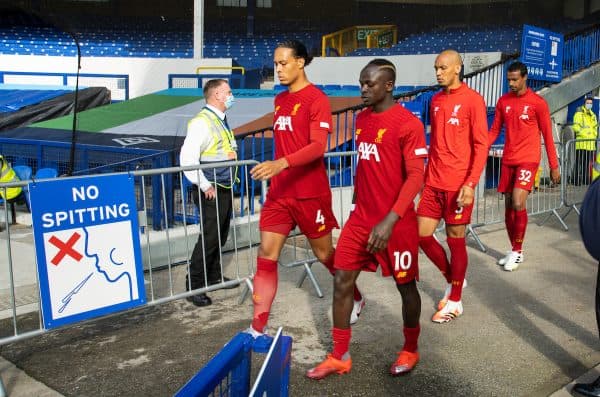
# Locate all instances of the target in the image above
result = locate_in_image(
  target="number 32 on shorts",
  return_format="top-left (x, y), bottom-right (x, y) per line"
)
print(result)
top-left (519, 169), bottom-right (532, 182)
top-left (393, 251), bottom-right (412, 278)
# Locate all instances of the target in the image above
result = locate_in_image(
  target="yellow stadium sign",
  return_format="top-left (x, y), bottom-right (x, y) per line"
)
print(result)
top-left (321, 25), bottom-right (397, 57)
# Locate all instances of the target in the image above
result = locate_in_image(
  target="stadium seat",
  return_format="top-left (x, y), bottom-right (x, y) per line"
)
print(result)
top-left (12, 165), bottom-right (32, 211)
top-left (34, 167), bottom-right (58, 180)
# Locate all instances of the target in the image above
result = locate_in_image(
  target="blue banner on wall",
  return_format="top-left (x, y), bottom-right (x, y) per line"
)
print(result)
top-left (30, 174), bottom-right (146, 329)
top-left (520, 24), bottom-right (563, 82)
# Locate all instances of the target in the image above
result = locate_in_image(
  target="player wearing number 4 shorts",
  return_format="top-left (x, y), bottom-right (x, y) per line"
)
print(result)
top-left (488, 61), bottom-right (560, 272)
top-left (307, 59), bottom-right (427, 380)
top-left (417, 50), bottom-right (489, 324)
top-left (246, 40), bottom-right (364, 351)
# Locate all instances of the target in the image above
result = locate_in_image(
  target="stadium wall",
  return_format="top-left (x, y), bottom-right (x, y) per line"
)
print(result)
top-left (0, 54), bottom-right (233, 98)
top-left (286, 52), bottom-right (502, 87)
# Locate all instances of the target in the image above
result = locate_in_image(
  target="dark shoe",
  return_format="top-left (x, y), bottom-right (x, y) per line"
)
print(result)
top-left (208, 276), bottom-right (239, 289)
top-left (573, 376), bottom-right (600, 397)
top-left (186, 293), bottom-right (212, 307)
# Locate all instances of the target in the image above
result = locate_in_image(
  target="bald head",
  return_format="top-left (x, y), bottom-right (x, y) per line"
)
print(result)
top-left (434, 49), bottom-right (463, 90)
top-left (437, 50), bottom-right (462, 66)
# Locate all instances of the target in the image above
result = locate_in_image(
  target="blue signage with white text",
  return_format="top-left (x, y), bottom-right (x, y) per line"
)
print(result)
top-left (520, 24), bottom-right (563, 82)
top-left (30, 174), bottom-right (146, 329)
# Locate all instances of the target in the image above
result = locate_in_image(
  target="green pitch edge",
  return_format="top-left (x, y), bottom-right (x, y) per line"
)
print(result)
top-left (32, 94), bottom-right (202, 132)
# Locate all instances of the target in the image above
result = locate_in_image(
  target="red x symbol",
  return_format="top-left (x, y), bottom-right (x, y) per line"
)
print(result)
top-left (49, 232), bottom-right (83, 266)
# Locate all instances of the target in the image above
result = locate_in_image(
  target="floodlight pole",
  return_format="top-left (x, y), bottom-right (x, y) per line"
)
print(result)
top-left (66, 30), bottom-right (81, 176)
top-left (194, 0), bottom-right (204, 59)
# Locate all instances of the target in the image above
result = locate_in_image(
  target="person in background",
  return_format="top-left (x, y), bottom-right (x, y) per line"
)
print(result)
top-left (179, 79), bottom-right (239, 307)
top-left (417, 49), bottom-right (488, 323)
top-left (572, 96), bottom-right (598, 186)
top-left (307, 59), bottom-right (426, 379)
top-left (245, 40), bottom-right (364, 349)
top-left (488, 61), bottom-right (561, 271)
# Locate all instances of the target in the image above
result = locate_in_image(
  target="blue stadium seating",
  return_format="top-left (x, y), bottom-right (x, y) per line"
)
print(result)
top-left (347, 26), bottom-right (522, 56)
top-left (0, 25), bottom-right (322, 71)
top-left (0, 19), bottom-right (592, 72)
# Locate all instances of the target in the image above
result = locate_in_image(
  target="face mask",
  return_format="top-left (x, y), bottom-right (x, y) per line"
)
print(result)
top-left (224, 94), bottom-right (235, 110)
top-left (585, 103), bottom-right (593, 110)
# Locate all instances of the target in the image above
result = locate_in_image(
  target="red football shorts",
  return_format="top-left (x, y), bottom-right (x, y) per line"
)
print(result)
top-left (497, 162), bottom-right (539, 193)
top-left (259, 195), bottom-right (339, 239)
top-left (334, 211), bottom-right (419, 285)
top-left (416, 185), bottom-right (473, 225)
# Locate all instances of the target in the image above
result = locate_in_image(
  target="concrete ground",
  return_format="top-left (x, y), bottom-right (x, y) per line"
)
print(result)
top-left (0, 209), bottom-right (599, 397)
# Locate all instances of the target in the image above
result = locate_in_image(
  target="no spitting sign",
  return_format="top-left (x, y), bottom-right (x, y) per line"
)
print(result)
top-left (30, 174), bottom-right (146, 329)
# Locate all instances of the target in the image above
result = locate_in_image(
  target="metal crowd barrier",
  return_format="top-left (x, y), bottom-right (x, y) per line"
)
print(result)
top-left (540, 138), bottom-right (600, 229)
top-left (474, 142), bottom-right (563, 226)
top-left (0, 160), bottom-right (265, 351)
top-left (275, 151), bottom-right (358, 299)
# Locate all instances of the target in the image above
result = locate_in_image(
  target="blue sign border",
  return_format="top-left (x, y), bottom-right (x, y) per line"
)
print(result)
top-left (30, 173), bottom-right (146, 329)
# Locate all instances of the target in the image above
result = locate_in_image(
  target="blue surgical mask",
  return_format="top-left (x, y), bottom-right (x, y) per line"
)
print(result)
top-left (225, 94), bottom-right (235, 110)
top-left (585, 103), bottom-right (593, 110)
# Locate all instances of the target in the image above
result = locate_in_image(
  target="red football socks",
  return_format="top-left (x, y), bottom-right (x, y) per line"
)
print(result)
top-left (251, 257), bottom-right (278, 333)
top-left (419, 235), bottom-right (451, 283)
top-left (512, 209), bottom-right (528, 252)
top-left (332, 327), bottom-right (352, 360)
top-left (505, 207), bottom-right (515, 246)
top-left (447, 237), bottom-right (467, 302)
top-left (402, 325), bottom-right (420, 353)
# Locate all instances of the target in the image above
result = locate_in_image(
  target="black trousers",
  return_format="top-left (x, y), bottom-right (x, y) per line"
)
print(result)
top-left (188, 186), bottom-right (232, 289)
top-left (574, 149), bottom-right (594, 186)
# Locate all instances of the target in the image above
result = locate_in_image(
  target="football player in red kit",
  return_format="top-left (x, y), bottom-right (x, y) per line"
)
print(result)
top-left (417, 49), bottom-right (488, 323)
top-left (246, 40), bottom-right (364, 347)
top-left (307, 59), bottom-right (427, 379)
top-left (488, 61), bottom-right (560, 271)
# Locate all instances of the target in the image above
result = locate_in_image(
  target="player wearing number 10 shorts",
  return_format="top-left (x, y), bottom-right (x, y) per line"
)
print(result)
top-left (307, 59), bottom-right (427, 380)
top-left (488, 61), bottom-right (560, 272)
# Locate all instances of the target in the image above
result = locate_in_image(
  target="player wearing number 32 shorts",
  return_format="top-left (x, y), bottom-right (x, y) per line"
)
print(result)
top-left (488, 61), bottom-right (560, 272)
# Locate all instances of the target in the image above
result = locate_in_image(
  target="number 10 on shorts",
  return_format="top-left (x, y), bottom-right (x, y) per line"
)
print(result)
top-left (394, 251), bottom-right (412, 272)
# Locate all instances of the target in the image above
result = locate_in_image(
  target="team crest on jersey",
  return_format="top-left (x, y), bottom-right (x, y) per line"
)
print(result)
top-left (274, 105), bottom-right (281, 114)
top-left (291, 103), bottom-right (302, 116)
top-left (519, 105), bottom-right (530, 120)
top-left (355, 128), bottom-right (362, 136)
top-left (274, 115), bottom-right (293, 131)
top-left (374, 128), bottom-right (387, 143)
top-left (433, 106), bottom-right (440, 116)
top-left (447, 104), bottom-right (461, 126)
top-left (505, 106), bottom-right (511, 113)
top-left (358, 141), bottom-right (381, 162)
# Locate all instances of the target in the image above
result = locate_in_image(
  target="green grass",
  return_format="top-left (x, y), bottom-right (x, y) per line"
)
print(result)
top-left (32, 94), bottom-right (202, 132)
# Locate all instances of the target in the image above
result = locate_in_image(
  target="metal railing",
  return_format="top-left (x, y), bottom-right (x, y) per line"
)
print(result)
top-left (0, 160), bottom-right (264, 348)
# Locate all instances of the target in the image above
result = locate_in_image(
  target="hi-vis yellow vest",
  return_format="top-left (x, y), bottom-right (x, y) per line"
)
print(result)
top-left (593, 149), bottom-right (600, 182)
top-left (0, 156), bottom-right (22, 200)
top-left (573, 106), bottom-right (599, 151)
top-left (189, 108), bottom-right (238, 188)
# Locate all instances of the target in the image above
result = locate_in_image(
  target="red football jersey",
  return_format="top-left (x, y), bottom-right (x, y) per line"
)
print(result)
top-left (488, 88), bottom-right (559, 169)
top-left (352, 104), bottom-right (428, 227)
top-left (268, 84), bottom-right (333, 199)
top-left (426, 83), bottom-right (489, 191)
